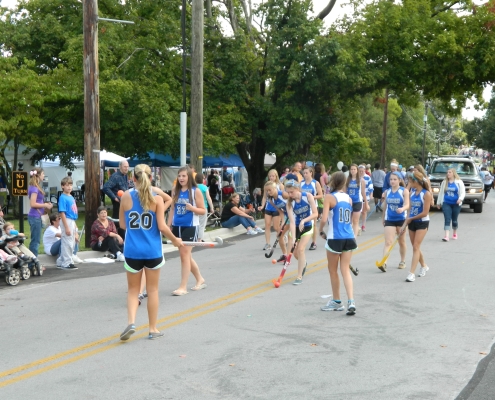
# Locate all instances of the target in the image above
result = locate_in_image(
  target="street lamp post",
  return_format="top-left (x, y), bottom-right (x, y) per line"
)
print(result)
top-left (422, 102), bottom-right (428, 167)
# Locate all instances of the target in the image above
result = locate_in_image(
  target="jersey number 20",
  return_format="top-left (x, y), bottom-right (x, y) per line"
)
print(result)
top-left (129, 211), bottom-right (153, 230)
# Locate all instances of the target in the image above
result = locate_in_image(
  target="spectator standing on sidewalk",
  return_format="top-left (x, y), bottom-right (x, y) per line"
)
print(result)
top-left (103, 160), bottom-right (129, 218)
top-left (371, 163), bottom-right (386, 211)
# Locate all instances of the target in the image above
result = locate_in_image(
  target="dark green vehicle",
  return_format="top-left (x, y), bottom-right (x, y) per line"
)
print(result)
top-left (429, 156), bottom-right (484, 213)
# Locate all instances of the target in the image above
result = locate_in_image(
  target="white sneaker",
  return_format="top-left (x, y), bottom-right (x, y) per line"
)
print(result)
top-left (246, 229), bottom-right (257, 235)
top-left (116, 253), bottom-right (126, 262)
top-left (72, 255), bottom-right (84, 264)
top-left (418, 266), bottom-right (429, 277)
top-left (255, 227), bottom-right (265, 233)
top-left (406, 273), bottom-right (415, 282)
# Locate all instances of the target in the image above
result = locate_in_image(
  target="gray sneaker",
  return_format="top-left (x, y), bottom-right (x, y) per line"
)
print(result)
top-left (120, 324), bottom-right (136, 341)
top-left (148, 331), bottom-right (164, 340)
top-left (293, 277), bottom-right (303, 285)
top-left (347, 300), bottom-right (356, 316)
top-left (263, 244), bottom-right (272, 251)
top-left (321, 300), bottom-right (345, 311)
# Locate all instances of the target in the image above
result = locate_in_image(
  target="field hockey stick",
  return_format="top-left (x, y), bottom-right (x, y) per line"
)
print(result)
top-left (265, 217), bottom-right (289, 258)
top-left (366, 200), bottom-right (382, 222)
top-left (163, 237), bottom-right (224, 247)
top-left (375, 221), bottom-right (408, 270)
top-left (319, 231), bottom-right (359, 276)
top-left (272, 238), bottom-right (300, 288)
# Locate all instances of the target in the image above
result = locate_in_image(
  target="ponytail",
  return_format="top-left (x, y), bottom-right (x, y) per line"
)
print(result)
top-left (29, 167), bottom-right (44, 194)
top-left (134, 164), bottom-right (155, 212)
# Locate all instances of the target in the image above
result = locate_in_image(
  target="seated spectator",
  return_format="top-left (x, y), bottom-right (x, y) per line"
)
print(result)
top-left (221, 193), bottom-right (264, 235)
top-left (90, 206), bottom-right (124, 261)
top-left (43, 213), bottom-right (83, 263)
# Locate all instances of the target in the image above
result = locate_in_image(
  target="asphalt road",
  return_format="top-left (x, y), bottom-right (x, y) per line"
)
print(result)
top-left (1, 196), bottom-right (495, 399)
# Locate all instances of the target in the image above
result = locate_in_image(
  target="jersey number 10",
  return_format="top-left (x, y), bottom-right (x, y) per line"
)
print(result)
top-left (338, 208), bottom-right (351, 224)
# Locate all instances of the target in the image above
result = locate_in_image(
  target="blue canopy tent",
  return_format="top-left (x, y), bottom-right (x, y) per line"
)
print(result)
top-left (202, 154), bottom-right (244, 168)
top-left (102, 153), bottom-right (244, 168)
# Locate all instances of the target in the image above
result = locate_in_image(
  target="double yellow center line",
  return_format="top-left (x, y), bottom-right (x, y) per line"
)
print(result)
top-left (0, 234), bottom-right (383, 388)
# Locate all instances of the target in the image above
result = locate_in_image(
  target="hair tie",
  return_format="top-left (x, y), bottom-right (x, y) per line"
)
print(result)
top-left (390, 162), bottom-right (398, 167)
top-left (30, 170), bottom-right (37, 176)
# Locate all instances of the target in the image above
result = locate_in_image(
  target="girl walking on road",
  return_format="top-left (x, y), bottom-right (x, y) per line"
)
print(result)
top-left (380, 172), bottom-right (409, 272)
top-left (406, 171), bottom-right (432, 282)
top-left (319, 172), bottom-right (357, 315)
top-left (346, 164), bottom-right (369, 238)
top-left (358, 164), bottom-right (373, 232)
top-left (169, 166), bottom-right (207, 296)
top-left (259, 169), bottom-right (284, 252)
top-left (264, 181), bottom-right (290, 262)
top-left (301, 167), bottom-right (323, 251)
top-left (436, 168), bottom-right (465, 242)
top-left (285, 179), bottom-right (317, 285)
top-left (119, 164), bottom-right (182, 341)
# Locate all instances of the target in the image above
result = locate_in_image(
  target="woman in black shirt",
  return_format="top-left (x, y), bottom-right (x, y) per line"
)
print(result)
top-left (221, 193), bottom-right (264, 235)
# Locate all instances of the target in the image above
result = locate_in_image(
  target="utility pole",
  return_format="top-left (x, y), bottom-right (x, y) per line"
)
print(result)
top-left (83, 0), bottom-right (100, 248)
top-left (180, 0), bottom-right (187, 167)
top-left (380, 88), bottom-right (389, 169)
top-left (190, 0), bottom-right (204, 172)
top-left (422, 101), bottom-right (428, 167)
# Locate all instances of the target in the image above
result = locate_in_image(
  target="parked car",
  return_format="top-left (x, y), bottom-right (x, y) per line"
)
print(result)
top-left (428, 156), bottom-right (484, 213)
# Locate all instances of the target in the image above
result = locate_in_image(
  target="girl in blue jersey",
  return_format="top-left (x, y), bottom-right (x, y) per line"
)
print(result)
top-left (346, 164), bottom-right (370, 238)
top-left (168, 166), bottom-right (207, 296)
top-left (259, 170), bottom-right (283, 252)
top-left (436, 168), bottom-right (465, 242)
top-left (285, 179), bottom-right (318, 285)
top-left (406, 171), bottom-right (432, 282)
top-left (380, 172), bottom-right (409, 272)
top-left (119, 164), bottom-right (183, 341)
top-left (319, 172), bottom-right (357, 315)
top-left (358, 164), bottom-right (373, 232)
top-left (301, 167), bottom-right (323, 251)
top-left (264, 181), bottom-right (290, 262)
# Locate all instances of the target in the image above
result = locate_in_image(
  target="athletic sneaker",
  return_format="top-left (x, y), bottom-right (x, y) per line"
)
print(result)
top-left (376, 204), bottom-right (382, 212)
top-left (321, 300), bottom-right (344, 311)
top-left (453, 233), bottom-right (458, 240)
top-left (138, 293), bottom-right (145, 306)
top-left (105, 253), bottom-right (117, 259)
top-left (120, 324), bottom-right (136, 341)
top-left (418, 265), bottom-right (429, 277)
top-left (116, 253), bottom-right (125, 262)
top-left (277, 255), bottom-right (287, 263)
top-left (361, 225), bottom-right (366, 232)
top-left (149, 331), bottom-right (164, 340)
top-left (398, 261), bottom-right (406, 269)
top-left (293, 277), bottom-right (303, 285)
top-left (72, 255), bottom-right (84, 264)
top-left (309, 242), bottom-right (317, 250)
top-left (246, 229), bottom-right (257, 235)
top-left (378, 263), bottom-right (387, 273)
top-left (67, 264), bottom-right (78, 270)
top-left (58, 264), bottom-right (78, 270)
top-left (442, 236), bottom-right (449, 242)
top-left (254, 227), bottom-right (265, 233)
top-left (347, 300), bottom-right (356, 316)
top-left (263, 244), bottom-right (272, 251)
top-left (406, 272), bottom-right (415, 282)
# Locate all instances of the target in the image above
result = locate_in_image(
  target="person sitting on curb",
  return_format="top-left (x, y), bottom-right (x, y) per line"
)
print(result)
top-left (220, 193), bottom-right (264, 235)
top-left (90, 206), bottom-right (124, 261)
top-left (43, 213), bottom-right (83, 264)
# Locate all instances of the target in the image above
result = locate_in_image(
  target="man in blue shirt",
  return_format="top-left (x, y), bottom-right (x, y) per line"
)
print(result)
top-left (103, 160), bottom-right (129, 218)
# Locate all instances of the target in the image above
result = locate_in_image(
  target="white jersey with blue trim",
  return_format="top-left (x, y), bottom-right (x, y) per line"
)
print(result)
top-left (347, 179), bottom-right (363, 203)
top-left (301, 179), bottom-right (317, 196)
top-left (292, 192), bottom-right (313, 227)
top-left (326, 192), bottom-right (354, 240)
top-left (410, 188), bottom-right (429, 221)
top-left (172, 188), bottom-right (199, 227)
top-left (123, 189), bottom-right (163, 260)
top-left (384, 187), bottom-right (406, 221)
top-left (269, 190), bottom-right (287, 213)
top-left (363, 175), bottom-right (373, 200)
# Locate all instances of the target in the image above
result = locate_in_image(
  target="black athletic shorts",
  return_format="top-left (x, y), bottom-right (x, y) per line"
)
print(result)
top-left (408, 220), bottom-right (429, 231)
top-left (325, 238), bottom-right (358, 254)
top-left (124, 257), bottom-right (164, 273)
top-left (172, 226), bottom-right (198, 242)
top-left (264, 210), bottom-right (279, 217)
top-left (317, 207), bottom-right (323, 215)
top-left (484, 184), bottom-right (492, 193)
top-left (296, 224), bottom-right (313, 240)
top-left (384, 220), bottom-right (405, 227)
top-left (352, 202), bottom-right (363, 212)
top-left (373, 187), bottom-right (383, 199)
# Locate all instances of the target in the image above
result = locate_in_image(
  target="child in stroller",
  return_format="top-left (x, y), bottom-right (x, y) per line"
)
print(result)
top-left (1, 222), bottom-right (43, 276)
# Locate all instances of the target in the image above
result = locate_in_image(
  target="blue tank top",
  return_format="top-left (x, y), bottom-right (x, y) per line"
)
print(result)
top-left (292, 192), bottom-right (313, 227)
top-left (384, 187), bottom-right (406, 221)
top-left (124, 189), bottom-right (163, 260)
top-left (347, 179), bottom-right (363, 203)
top-left (410, 188), bottom-right (429, 221)
top-left (326, 192), bottom-right (354, 240)
top-left (269, 190), bottom-right (287, 214)
top-left (172, 188), bottom-right (199, 227)
top-left (301, 180), bottom-right (317, 196)
top-left (265, 183), bottom-right (281, 212)
top-left (444, 182), bottom-right (459, 205)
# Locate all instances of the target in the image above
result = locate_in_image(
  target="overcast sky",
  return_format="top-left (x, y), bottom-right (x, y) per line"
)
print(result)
top-left (1, 0), bottom-right (491, 119)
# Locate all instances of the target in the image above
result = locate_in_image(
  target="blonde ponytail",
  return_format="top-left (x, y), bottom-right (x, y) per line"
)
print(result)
top-left (134, 164), bottom-right (155, 211)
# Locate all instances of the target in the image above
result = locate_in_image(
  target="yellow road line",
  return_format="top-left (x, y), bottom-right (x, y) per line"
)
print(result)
top-left (0, 233), bottom-right (383, 387)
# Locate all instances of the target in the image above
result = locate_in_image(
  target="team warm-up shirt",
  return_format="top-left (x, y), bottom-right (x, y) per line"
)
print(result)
top-left (384, 187), bottom-right (406, 222)
top-left (269, 190), bottom-right (287, 214)
top-left (172, 188), bottom-right (199, 227)
top-left (292, 192), bottom-right (313, 228)
top-left (326, 192), bottom-right (354, 240)
top-left (443, 182), bottom-right (459, 205)
top-left (347, 179), bottom-right (363, 204)
top-left (410, 188), bottom-right (430, 222)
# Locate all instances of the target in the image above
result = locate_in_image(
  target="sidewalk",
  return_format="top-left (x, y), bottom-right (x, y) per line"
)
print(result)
top-left (37, 219), bottom-right (267, 266)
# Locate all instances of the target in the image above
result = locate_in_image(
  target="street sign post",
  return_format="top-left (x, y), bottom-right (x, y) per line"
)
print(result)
top-left (12, 163), bottom-right (27, 232)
